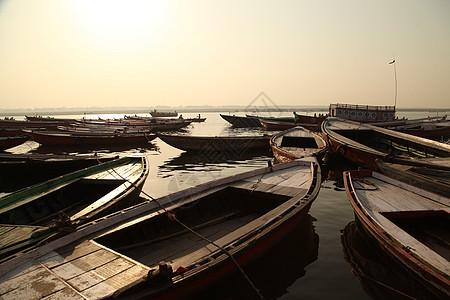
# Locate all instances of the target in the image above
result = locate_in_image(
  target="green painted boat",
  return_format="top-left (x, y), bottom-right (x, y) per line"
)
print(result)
top-left (0, 154), bottom-right (148, 260)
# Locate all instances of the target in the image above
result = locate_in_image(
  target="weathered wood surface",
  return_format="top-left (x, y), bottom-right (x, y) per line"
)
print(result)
top-left (0, 240), bottom-right (150, 299)
top-left (350, 173), bottom-right (450, 277)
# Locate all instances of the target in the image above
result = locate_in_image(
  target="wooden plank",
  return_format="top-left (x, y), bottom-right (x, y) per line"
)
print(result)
top-left (0, 266), bottom-right (66, 299)
top-left (50, 249), bottom-right (119, 281)
top-left (41, 287), bottom-right (83, 300)
top-left (81, 265), bottom-right (148, 299)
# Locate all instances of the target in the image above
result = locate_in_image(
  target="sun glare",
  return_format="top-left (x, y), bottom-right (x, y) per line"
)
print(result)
top-left (66, 0), bottom-right (169, 47)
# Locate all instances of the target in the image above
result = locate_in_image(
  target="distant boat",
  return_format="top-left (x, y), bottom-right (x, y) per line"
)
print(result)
top-left (329, 103), bottom-right (396, 123)
top-left (26, 130), bottom-right (157, 147)
top-left (270, 126), bottom-right (327, 163)
top-left (0, 155), bottom-right (148, 260)
top-left (0, 135), bottom-right (29, 151)
top-left (0, 157), bottom-right (321, 299)
top-left (0, 118), bottom-right (73, 129)
top-left (158, 133), bottom-right (272, 153)
top-left (220, 114), bottom-right (263, 127)
top-left (321, 117), bottom-right (450, 170)
top-left (344, 169), bottom-right (450, 298)
top-left (150, 109), bottom-right (178, 117)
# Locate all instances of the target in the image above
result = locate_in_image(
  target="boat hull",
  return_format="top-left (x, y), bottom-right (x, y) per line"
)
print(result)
top-left (343, 170), bottom-right (450, 297)
top-left (158, 134), bottom-right (271, 153)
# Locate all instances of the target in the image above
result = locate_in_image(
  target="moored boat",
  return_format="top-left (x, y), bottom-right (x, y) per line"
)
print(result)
top-left (0, 152), bottom-right (117, 192)
top-left (321, 117), bottom-right (450, 170)
top-left (220, 114), bottom-right (263, 127)
top-left (158, 133), bottom-right (272, 153)
top-left (375, 158), bottom-right (450, 197)
top-left (0, 136), bottom-right (29, 151)
top-left (26, 130), bottom-right (157, 146)
top-left (260, 119), bottom-right (321, 131)
top-left (0, 157), bottom-right (321, 299)
top-left (270, 126), bottom-right (327, 163)
top-left (150, 109), bottom-right (178, 117)
top-left (343, 169), bottom-right (450, 298)
top-left (0, 154), bottom-right (148, 260)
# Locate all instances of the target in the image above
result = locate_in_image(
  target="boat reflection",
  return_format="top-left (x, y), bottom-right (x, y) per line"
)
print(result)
top-left (160, 148), bottom-right (273, 172)
top-left (191, 214), bottom-right (319, 299)
top-left (341, 220), bottom-right (446, 300)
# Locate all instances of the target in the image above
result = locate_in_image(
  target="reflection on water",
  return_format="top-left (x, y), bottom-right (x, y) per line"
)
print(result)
top-left (30, 142), bottom-right (159, 155)
top-left (191, 214), bottom-right (319, 300)
top-left (341, 221), bottom-right (446, 300)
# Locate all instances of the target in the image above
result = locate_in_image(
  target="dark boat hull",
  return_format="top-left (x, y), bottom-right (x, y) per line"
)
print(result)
top-left (0, 136), bottom-right (29, 151)
top-left (220, 114), bottom-right (263, 127)
top-left (158, 134), bottom-right (272, 153)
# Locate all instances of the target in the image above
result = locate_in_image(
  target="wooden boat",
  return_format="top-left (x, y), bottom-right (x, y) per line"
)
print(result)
top-left (0, 136), bottom-right (29, 151)
top-left (342, 221), bottom-right (444, 299)
top-left (0, 157), bottom-right (321, 299)
top-left (26, 130), bottom-right (157, 146)
top-left (321, 117), bottom-right (450, 170)
top-left (343, 169), bottom-right (450, 298)
top-left (0, 118), bottom-right (73, 129)
top-left (158, 133), bottom-right (272, 153)
top-left (375, 158), bottom-right (450, 197)
top-left (220, 114), bottom-right (263, 127)
top-left (0, 128), bottom-right (25, 137)
top-left (0, 155), bottom-right (148, 260)
top-left (150, 109), bottom-right (178, 117)
top-left (0, 153), bottom-right (117, 192)
top-left (270, 126), bottom-right (327, 163)
top-left (388, 120), bottom-right (450, 141)
top-left (25, 115), bottom-right (77, 123)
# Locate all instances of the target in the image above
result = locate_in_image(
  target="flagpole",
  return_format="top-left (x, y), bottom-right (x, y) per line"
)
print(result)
top-left (389, 56), bottom-right (397, 108)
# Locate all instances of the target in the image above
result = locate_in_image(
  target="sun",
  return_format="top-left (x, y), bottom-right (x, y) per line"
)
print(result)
top-left (66, 0), bottom-right (169, 47)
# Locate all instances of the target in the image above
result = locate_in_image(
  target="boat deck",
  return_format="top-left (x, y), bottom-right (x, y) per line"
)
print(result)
top-left (0, 240), bottom-right (150, 299)
top-left (351, 172), bottom-right (450, 276)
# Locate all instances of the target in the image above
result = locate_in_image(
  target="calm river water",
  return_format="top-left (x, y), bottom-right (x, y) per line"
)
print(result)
top-left (4, 109), bottom-right (449, 299)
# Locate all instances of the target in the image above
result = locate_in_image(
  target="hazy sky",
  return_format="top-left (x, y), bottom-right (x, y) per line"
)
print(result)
top-left (1, 0), bottom-right (449, 109)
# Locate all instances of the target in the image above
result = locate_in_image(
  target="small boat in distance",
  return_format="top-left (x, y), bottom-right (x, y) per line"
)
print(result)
top-left (270, 126), bottom-right (327, 163)
top-left (150, 109), bottom-right (178, 117)
top-left (220, 114), bottom-right (263, 127)
top-left (343, 169), bottom-right (450, 298)
top-left (0, 157), bottom-right (321, 299)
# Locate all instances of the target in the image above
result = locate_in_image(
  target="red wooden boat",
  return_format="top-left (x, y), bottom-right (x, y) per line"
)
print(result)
top-left (0, 136), bottom-right (29, 151)
top-left (344, 169), bottom-right (450, 298)
top-left (321, 117), bottom-right (450, 170)
top-left (26, 130), bottom-right (156, 146)
top-left (0, 157), bottom-right (321, 299)
top-left (270, 126), bottom-right (327, 163)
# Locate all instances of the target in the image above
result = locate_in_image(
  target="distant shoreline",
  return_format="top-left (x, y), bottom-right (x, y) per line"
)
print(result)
top-left (0, 106), bottom-right (449, 117)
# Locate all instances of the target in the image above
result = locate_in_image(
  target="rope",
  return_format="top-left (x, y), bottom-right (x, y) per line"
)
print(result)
top-left (101, 158), bottom-right (265, 300)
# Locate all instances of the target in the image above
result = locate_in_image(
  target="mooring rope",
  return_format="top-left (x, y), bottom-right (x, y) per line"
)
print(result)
top-left (102, 158), bottom-right (265, 300)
